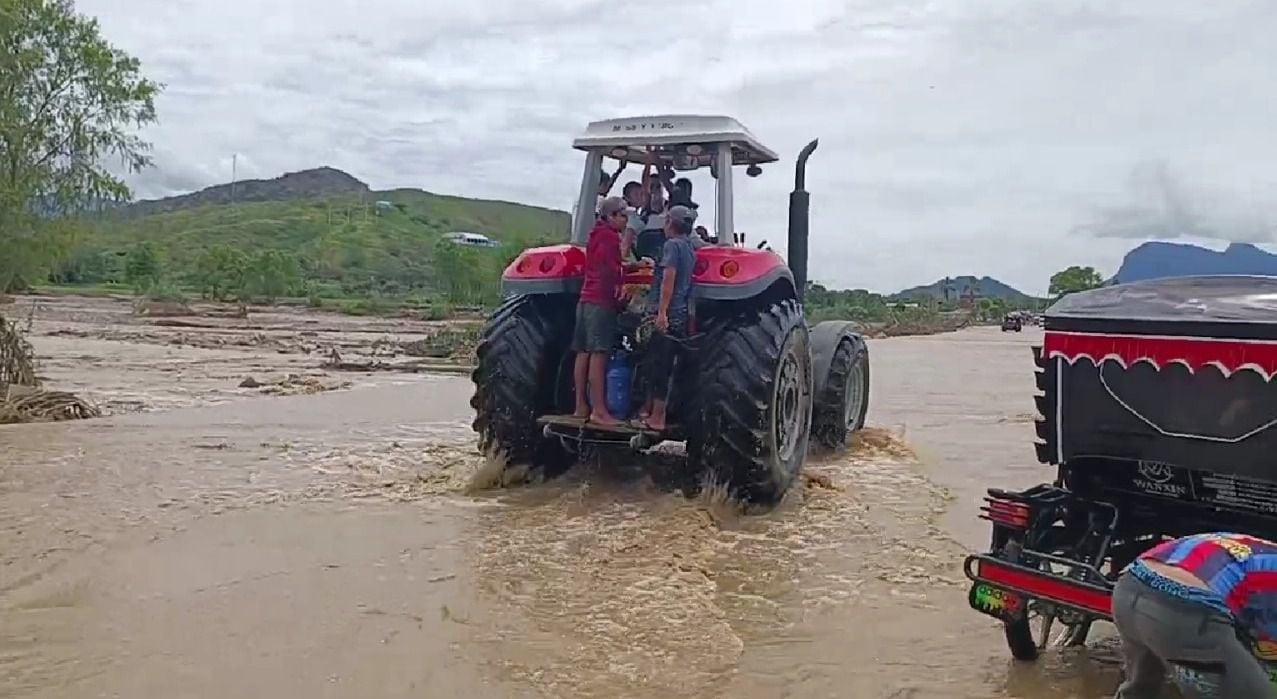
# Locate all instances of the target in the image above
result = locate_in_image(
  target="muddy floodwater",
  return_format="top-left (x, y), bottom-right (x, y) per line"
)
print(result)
top-left (0, 296), bottom-right (1124, 698)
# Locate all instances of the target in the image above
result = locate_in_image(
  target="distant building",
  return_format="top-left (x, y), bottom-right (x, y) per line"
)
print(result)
top-left (375, 200), bottom-right (394, 211)
top-left (443, 231), bottom-right (500, 248)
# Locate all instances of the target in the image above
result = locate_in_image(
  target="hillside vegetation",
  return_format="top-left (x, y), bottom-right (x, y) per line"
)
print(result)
top-left (36, 166), bottom-right (1047, 329)
top-left (51, 169), bottom-right (570, 309)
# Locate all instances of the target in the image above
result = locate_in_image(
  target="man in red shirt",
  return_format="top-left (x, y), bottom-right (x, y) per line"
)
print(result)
top-left (573, 196), bottom-right (629, 425)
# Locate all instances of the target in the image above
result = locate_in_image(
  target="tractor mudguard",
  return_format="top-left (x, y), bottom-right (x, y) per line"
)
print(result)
top-left (502, 242), bottom-right (798, 299)
top-left (811, 321), bottom-right (866, 398)
top-left (691, 247), bottom-right (795, 301)
top-left (502, 244), bottom-right (586, 296)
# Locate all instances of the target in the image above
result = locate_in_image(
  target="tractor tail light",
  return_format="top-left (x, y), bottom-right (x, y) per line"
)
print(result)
top-left (980, 496), bottom-right (1031, 530)
top-left (693, 258), bottom-right (709, 276)
top-left (538, 256), bottom-right (557, 273)
top-left (719, 260), bottom-right (740, 279)
top-left (516, 257), bottom-right (531, 274)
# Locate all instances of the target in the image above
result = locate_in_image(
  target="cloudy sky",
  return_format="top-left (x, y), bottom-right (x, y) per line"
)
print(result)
top-left (78, 0), bottom-right (1277, 295)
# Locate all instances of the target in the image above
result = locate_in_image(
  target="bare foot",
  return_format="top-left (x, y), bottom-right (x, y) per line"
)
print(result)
top-left (589, 411), bottom-right (621, 426)
top-left (572, 406), bottom-right (590, 419)
top-left (644, 420), bottom-right (666, 432)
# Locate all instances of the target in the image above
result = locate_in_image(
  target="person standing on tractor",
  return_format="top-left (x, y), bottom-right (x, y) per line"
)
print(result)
top-left (636, 204), bottom-right (697, 431)
top-left (620, 179), bottom-right (644, 262)
top-left (1111, 531), bottom-right (1277, 698)
top-left (572, 196), bottom-right (630, 426)
top-left (625, 152), bottom-right (672, 264)
top-left (631, 176), bottom-right (668, 262)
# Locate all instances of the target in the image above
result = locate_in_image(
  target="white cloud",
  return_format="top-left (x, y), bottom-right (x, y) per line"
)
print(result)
top-left (76, 0), bottom-right (1277, 295)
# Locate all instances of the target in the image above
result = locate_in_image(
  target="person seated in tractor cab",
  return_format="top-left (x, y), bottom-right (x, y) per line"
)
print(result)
top-left (635, 205), bottom-right (698, 432)
top-left (690, 224), bottom-right (711, 250)
top-left (670, 177), bottom-right (698, 210)
top-left (571, 196), bottom-right (631, 426)
top-left (595, 161), bottom-right (625, 212)
top-left (628, 176), bottom-right (669, 263)
top-left (1111, 531), bottom-right (1277, 698)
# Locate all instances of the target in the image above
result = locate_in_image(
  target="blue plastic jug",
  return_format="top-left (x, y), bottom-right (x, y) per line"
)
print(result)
top-left (605, 351), bottom-right (632, 419)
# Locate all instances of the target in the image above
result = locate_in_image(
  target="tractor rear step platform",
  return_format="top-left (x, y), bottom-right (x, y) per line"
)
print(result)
top-left (537, 414), bottom-right (683, 449)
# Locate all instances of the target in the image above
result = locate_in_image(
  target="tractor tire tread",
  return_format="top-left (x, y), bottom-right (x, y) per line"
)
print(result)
top-left (687, 298), bottom-right (809, 504)
top-left (470, 295), bottom-right (573, 476)
top-left (813, 338), bottom-right (869, 448)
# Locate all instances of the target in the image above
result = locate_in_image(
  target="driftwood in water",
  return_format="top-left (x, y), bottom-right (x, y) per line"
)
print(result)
top-left (320, 348), bottom-right (471, 375)
top-left (0, 313), bottom-right (101, 425)
top-left (0, 313), bottom-right (36, 388)
top-left (0, 390), bottom-right (101, 424)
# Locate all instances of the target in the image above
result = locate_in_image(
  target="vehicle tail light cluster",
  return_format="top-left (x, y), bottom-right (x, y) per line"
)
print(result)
top-left (511, 253), bottom-right (560, 275)
top-left (719, 260), bottom-right (740, 279)
top-left (980, 496), bottom-right (1030, 529)
top-left (966, 555), bottom-right (1113, 618)
top-left (693, 258), bottom-right (709, 276)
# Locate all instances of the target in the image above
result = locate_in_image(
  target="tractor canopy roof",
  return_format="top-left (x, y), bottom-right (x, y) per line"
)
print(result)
top-left (572, 114), bottom-right (779, 168)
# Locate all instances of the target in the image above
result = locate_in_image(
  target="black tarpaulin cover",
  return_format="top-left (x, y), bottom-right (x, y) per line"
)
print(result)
top-left (1035, 275), bottom-right (1277, 481)
top-left (1046, 275), bottom-right (1277, 331)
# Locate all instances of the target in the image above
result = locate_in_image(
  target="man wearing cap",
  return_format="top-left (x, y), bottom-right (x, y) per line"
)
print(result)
top-left (572, 196), bottom-right (630, 425)
top-left (637, 204), bottom-right (698, 431)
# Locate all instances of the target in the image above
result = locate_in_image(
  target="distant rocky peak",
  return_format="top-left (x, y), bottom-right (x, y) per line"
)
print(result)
top-left (1114, 240), bottom-right (1277, 283)
top-left (123, 166), bottom-right (371, 216)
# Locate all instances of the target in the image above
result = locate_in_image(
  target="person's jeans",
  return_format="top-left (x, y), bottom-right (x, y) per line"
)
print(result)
top-left (642, 312), bottom-right (687, 406)
top-left (1111, 572), bottom-right (1276, 698)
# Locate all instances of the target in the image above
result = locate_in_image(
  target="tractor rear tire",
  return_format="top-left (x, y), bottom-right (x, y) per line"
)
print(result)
top-left (813, 337), bottom-right (870, 449)
top-left (470, 294), bottom-right (576, 481)
top-left (687, 298), bottom-right (813, 506)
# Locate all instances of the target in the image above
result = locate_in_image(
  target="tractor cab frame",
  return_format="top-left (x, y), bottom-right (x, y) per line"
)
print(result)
top-left (567, 115), bottom-right (777, 249)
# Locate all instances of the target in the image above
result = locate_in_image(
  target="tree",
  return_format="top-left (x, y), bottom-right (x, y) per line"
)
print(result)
top-left (50, 245), bottom-right (114, 284)
top-left (191, 245), bottom-right (247, 301)
top-left (242, 250), bottom-right (300, 302)
top-left (1049, 266), bottom-right (1104, 297)
top-left (0, 0), bottom-right (161, 292)
top-left (977, 297), bottom-right (1009, 321)
top-left (124, 241), bottom-right (161, 292)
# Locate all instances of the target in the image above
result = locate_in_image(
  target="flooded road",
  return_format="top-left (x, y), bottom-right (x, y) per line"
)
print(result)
top-left (0, 302), bottom-right (1124, 698)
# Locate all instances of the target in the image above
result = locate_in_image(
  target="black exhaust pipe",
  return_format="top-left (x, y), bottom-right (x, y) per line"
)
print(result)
top-left (788, 139), bottom-right (818, 304)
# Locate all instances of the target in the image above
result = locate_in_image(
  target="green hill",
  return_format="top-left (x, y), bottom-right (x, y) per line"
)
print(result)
top-left (52, 168), bottom-right (570, 305)
top-left (890, 275), bottom-right (1034, 303)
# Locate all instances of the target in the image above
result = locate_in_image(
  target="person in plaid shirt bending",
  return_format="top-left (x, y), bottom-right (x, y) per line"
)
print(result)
top-left (1112, 532), bottom-right (1277, 697)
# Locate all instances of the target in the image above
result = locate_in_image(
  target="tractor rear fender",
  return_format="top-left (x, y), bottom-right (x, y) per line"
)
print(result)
top-left (693, 268), bottom-right (795, 301)
top-left (501, 244), bottom-right (585, 296)
top-left (811, 321), bottom-right (867, 398)
top-left (501, 243), bottom-right (798, 300)
top-left (692, 247), bottom-right (795, 301)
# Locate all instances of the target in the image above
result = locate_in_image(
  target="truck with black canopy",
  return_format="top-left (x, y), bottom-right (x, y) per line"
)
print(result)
top-left (964, 275), bottom-right (1277, 660)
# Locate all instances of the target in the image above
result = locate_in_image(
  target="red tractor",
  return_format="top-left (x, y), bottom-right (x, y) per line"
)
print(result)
top-left (470, 115), bottom-right (870, 506)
